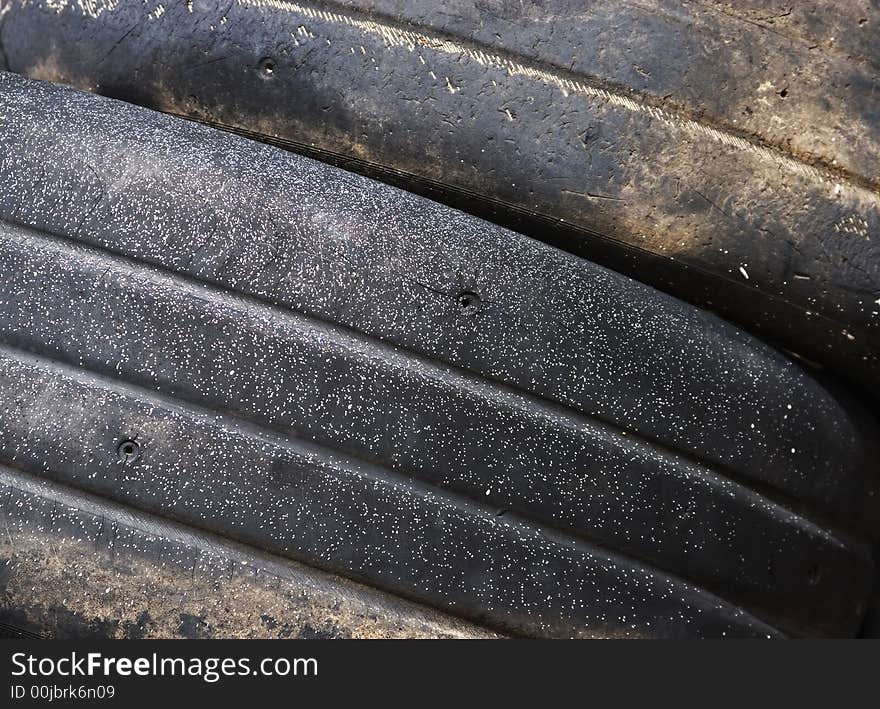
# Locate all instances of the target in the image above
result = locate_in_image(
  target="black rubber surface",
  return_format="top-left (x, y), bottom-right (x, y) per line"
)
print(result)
top-left (0, 465), bottom-right (497, 639)
top-left (0, 73), bottom-right (877, 637)
top-left (1, 0), bottom-right (878, 395)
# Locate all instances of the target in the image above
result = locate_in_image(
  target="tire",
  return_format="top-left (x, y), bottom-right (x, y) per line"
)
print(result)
top-left (0, 73), bottom-right (877, 637)
top-left (2, 0), bottom-right (878, 394)
top-left (0, 466), bottom-right (496, 639)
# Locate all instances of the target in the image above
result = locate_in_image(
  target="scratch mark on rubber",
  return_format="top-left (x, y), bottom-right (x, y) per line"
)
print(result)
top-left (237, 0), bottom-right (874, 197)
top-left (561, 189), bottom-right (625, 203)
top-left (29, 0), bottom-right (879, 198)
top-left (691, 0), bottom-right (879, 71)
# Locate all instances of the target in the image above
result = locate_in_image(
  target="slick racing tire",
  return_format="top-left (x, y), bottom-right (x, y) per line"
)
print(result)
top-left (0, 74), bottom-right (878, 637)
top-left (0, 467), bottom-right (498, 639)
top-left (2, 0), bottom-right (879, 395)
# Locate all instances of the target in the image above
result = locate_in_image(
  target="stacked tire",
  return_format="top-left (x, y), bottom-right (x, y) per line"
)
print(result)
top-left (0, 1), bottom-right (878, 638)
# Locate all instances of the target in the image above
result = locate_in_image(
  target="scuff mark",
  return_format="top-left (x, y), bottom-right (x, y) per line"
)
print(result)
top-left (31, 0), bottom-right (879, 197)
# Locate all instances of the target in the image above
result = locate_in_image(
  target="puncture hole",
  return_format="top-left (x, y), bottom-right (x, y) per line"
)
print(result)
top-left (258, 57), bottom-right (276, 77)
top-left (807, 562), bottom-right (822, 586)
top-left (456, 291), bottom-right (481, 311)
top-left (117, 439), bottom-right (141, 463)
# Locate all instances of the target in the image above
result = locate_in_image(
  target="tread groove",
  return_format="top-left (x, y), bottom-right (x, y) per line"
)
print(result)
top-left (0, 215), bottom-right (858, 542)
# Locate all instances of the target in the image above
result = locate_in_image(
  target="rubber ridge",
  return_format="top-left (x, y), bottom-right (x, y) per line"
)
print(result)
top-left (0, 73), bottom-right (876, 636)
top-left (0, 465), bottom-right (499, 639)
top-left (1, 0), bottom-right (878, 394)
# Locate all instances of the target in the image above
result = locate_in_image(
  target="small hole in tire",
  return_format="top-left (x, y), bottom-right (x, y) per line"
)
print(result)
top-left (117, 439), bottom-right (141, 463)
top-left (807, 562), bottom-right (822, 586)
top-left (457, 291), bottom-right (481, 312)
top-left (258, 57), bottom-right (276, 78)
